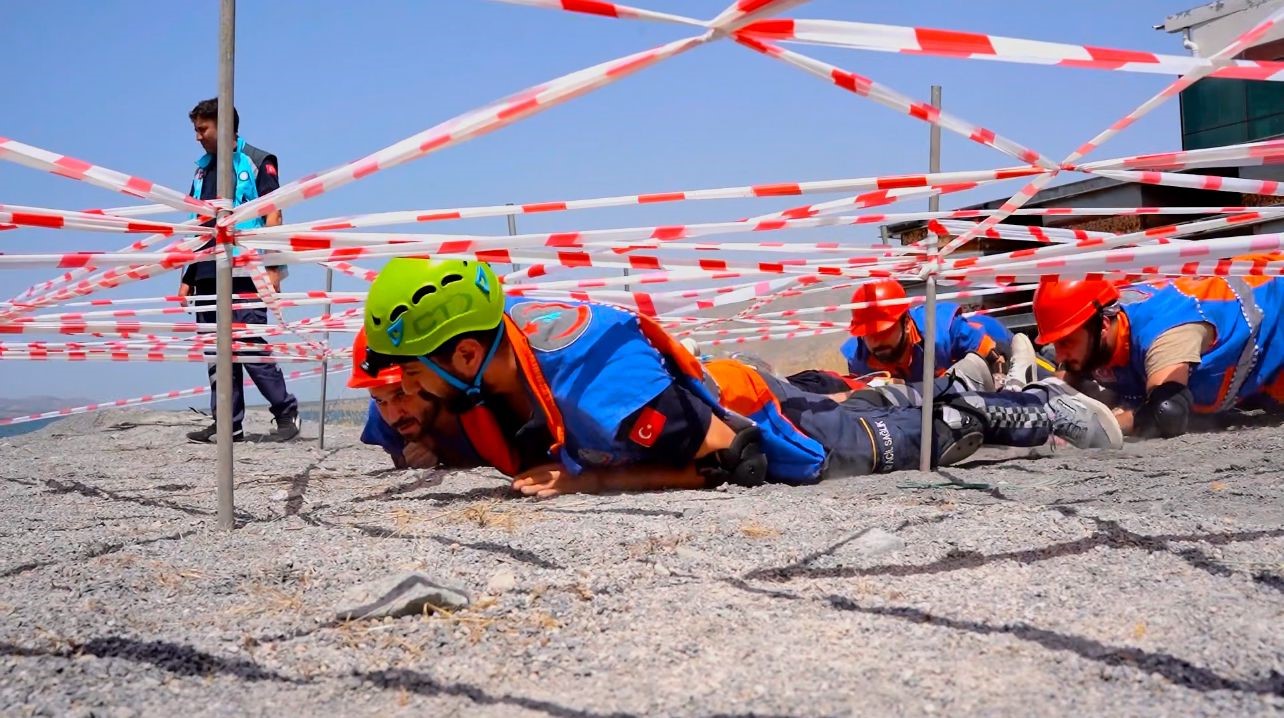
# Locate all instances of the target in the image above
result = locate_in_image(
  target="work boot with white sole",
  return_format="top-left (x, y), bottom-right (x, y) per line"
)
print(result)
top-left (1026, 378), bottom-right (1124, 450)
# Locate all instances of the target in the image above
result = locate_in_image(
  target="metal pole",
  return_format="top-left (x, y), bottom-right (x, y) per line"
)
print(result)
top-left (918, 85), bottom-right (942, 473)
top-left (318, 267), bottom-right (333, 450)
top-left (214, 0), bottom-right (237, 528)
top-left (506, 203), bottom-right (519, 272)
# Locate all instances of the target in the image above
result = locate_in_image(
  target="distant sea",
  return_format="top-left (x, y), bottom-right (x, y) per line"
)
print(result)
top-left (0, 397), bottom-right (368, 440)
top-left (0, 417), bottom-right (62, 439)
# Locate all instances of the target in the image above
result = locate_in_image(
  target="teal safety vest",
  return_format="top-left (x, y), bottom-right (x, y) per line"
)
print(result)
top-left (191, 137), bottom-right (267, 232)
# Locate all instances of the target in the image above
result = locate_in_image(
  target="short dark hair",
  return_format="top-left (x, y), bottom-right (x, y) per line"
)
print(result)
top-left (428, 327), bottom-right (502, 364)
top-left (189, 98), bottom-right (239, 133)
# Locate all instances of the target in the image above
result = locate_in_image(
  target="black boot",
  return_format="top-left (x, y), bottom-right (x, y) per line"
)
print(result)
top-left (266, 414), bottom-right (300, 443)
top-left (187, 423), bottom-right (244, 444)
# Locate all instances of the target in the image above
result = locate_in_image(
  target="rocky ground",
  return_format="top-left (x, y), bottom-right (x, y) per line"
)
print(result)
top-left (0, 407), bottom-right (1281, 717)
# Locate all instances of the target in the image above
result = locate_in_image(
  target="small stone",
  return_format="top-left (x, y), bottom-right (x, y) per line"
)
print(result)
top-left (653, 562), bottom-right (672, 577)
top-left (853, 528), bottom-right (906, 559)
top-left (335, 573), bottom-right (469, 621)
top-left (674, 546), bottom-right (706, 563)
top-left (486, 568), bottom-right (517, 594)
top-left (269, 489), bottom-right (289, 502)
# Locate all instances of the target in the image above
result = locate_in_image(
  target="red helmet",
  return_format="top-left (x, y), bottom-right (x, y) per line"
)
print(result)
top-left (1033, 277), bottom-right (1120, 345)
top-left (849, 280), bottom-right (909, 337)
top-left (348, 327), bottom-right (403, 389)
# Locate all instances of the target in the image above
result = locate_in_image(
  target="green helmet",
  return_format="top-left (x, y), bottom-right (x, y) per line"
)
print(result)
top-left (364, 258), bottom-right (504, 357)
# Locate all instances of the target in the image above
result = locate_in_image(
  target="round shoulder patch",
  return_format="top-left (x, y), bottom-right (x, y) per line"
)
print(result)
top-left (1117, 287), bottom-right (1153, 306)
top-left (510, 301), bottom-right (592, 352)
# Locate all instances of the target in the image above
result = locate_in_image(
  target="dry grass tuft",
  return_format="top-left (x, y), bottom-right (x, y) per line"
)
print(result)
top-left (740, 521), bottom-right (781, 539)
top-left (416, 603), bottom-right (502, 643)
top-left (626, 532), bottom-right (690, 559)
top-left (378, 499), bottom-right (531, 536)
top-left (148, 561), bottom-right (208, 592)
top-left (456, 500), bottom-right (520, 532)
top-left (528, 611), bottom-right (561, 631)
top-left (387, 507), bottom-right (419, 536)
top-left (228, 584), bottom-right (307, 619)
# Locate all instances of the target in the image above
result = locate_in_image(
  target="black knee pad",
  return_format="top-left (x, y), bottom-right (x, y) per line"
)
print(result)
top-left (1134, 382), bottom-right (1193, 438)
top-left (695, 425), bottom-right (768, 488)
top-left (935, 410), bottom-right (985, 467)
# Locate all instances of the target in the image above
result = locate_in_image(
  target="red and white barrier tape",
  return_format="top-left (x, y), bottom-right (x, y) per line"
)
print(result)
top-left (735, 35), bottom-right (1054, 168)
top-left (0, 138), bottom-right (214, 216)
top-left (945, 211), bottom-right (1282, 273)
top-left (0, 362), bottom-right (350, 427)
top-left (937, 5), bottom-right (1284, 260)
top-left (0, 204), bottom-right (204, 236)
top-left (1079, 138), bottom-right (1284, 173)
top-left (737, 18), bottom-right (1284, 81)
top-left (224, 35), bottom-right (709, 226)
top-left (266, 166), bottom-right (1041, 233)
top-left (487, 0), bottom-right (704, 27)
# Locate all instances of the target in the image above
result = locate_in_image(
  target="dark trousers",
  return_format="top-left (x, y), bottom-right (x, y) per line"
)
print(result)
top-left (761, 374), bottom-right (1053, 477)
top-left (195, 296), bottom-right (298, 430)
top-left (846, 376), bottom-right (1054, 448)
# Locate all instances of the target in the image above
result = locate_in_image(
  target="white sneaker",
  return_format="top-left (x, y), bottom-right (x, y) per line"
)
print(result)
top-left (1004, 332), bottom-right (1038, 391)
top-left (1027, 378), bottom-right (1123, 450)
top-left (948, 352), bottom-right (995, 393)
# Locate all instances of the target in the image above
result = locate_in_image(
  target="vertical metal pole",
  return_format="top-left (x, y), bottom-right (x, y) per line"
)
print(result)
top-left (927, 86), bottom-right (943, 215)
top-left (318, 267), bottom-right (333, 450)
top-left (918, 85), bottom-right (942, 473)
top-left (506, 203), bottom-right (519, 272)
top-left (214, 0), bottom-right (237, 528)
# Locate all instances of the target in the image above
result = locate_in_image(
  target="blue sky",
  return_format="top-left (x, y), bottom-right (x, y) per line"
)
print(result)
top-left (1, 0), bottom-right (1203, 405)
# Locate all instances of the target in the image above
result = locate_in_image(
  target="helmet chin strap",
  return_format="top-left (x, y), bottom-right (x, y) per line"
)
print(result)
top-left (416, 330), bottom-right (503, 407)
top-left (416, 331), bottom-right (522, 476)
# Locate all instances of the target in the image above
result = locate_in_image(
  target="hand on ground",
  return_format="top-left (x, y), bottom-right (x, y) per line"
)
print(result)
top-left (402, 442), bottom-right (439, 469)
top-left (511, 464), bottom-right (599, 498)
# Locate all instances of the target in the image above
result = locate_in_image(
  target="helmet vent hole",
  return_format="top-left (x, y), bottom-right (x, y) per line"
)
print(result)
top-left (371, 317), bottom-right (382, 326)
top-left (440, 274), bottom-right (463, 287)
top-left (388, 305), bottom-right (408, 322)
top-left (411, 284), bottom-right (437, 304)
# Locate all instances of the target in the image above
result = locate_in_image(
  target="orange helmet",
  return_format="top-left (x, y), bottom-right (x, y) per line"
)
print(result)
top-left (1033, 277), bottom-right (1120, 345)
top-left (348, 327), bottom-right (403, 389)
top-left (849, 280), bottom-right (909, 337)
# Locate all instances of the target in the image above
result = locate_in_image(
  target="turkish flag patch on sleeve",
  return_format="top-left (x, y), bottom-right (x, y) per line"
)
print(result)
top-left (628, 407), bottom-right (667, 448)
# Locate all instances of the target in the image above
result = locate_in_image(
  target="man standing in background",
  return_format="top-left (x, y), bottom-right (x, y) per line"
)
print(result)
top-left (179, 98), bottom-right (299, 444)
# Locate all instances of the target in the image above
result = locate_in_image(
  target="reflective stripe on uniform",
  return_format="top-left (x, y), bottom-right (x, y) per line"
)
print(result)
top-left (1219, 278), bottom-right (1264, 411)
